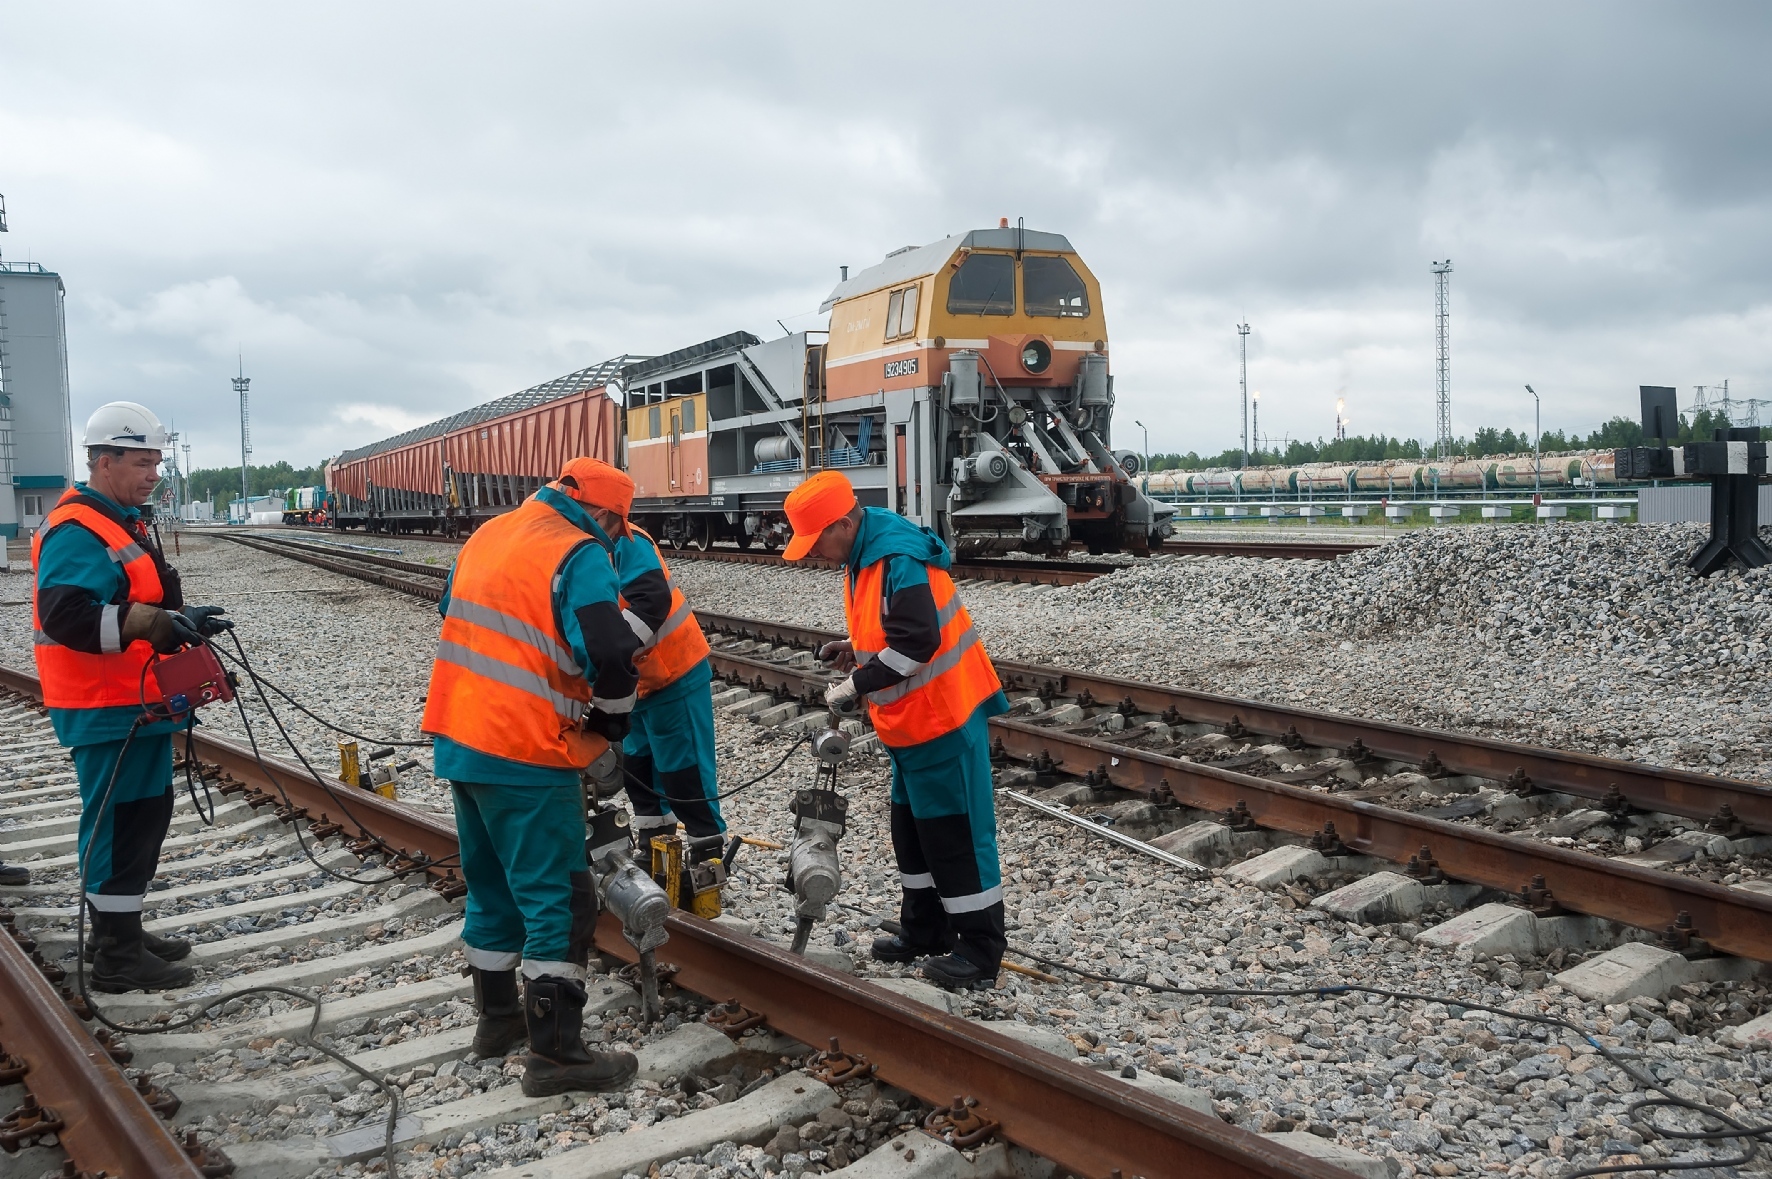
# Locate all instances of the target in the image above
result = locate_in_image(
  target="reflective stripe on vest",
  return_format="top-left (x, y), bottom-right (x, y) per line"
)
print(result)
top-left (624, 527), bottom-right (711, 698)
top-left (443, 597), bottom-right (583, 678)
top-left (843, 560), bottom-right (1001, 748)
top-left (30, 489), bottom-right (168, 711)
top-left (421, 496), bottom-right (608, 770)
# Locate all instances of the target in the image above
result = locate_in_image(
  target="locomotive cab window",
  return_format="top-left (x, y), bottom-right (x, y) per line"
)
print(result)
top-left (682, 398), bottom-right (697, 433)
top-left (1023, 256), bottom-right (1089, 317)
top-left (648, 405), bottom-right (662, 438)
top-left (885, 283), bottom-right (920, 339)
top-left (946, 253), bottom-right (1016, 315)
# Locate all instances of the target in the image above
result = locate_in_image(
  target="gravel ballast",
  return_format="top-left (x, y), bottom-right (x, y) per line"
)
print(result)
top-left (4, 523), bottom-right (1771, 1177)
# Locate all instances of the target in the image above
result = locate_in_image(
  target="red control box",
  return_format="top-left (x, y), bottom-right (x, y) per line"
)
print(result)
top-left (150, 645), bottom-right (235, 713)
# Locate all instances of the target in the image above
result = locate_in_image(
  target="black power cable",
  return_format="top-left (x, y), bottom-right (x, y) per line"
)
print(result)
top-left (995, 941), bottom-right (1772, 1178)
top-left (613, 732), bottom-right (811, 807)
top-left (212, 650), bottom-right (430, 748)
top-left (73, 716), bottom-right (403, 1179)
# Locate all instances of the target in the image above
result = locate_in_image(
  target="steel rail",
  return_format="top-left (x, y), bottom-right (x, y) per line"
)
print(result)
top-left (0, 673), bottom-right (213, 1178)
top-left (696, 611), bottom-right (1772, 835)
top-left (694, 640), bottom-right (1772, 964)
top-left (0, 913), bottom-right (207, 1179)
top-left (595, 909), bottom-right (1344, 1179)
top-left (1161, 539), bottom-right (1373, 560)
top-left (0, 665), bottom-right (1337, 1179)
top-left (222, 534), bottom-right (449, 582)
top-left (666, 546), bottom-right (1112, 586)
top-left (222, 535), bottom-right (445, 602)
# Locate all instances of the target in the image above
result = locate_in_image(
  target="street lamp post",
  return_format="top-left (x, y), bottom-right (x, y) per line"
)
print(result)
top-left (1134, 419), bottom-right (1150, 479)
top-left (1525, 385), bottom-right (1541, 504)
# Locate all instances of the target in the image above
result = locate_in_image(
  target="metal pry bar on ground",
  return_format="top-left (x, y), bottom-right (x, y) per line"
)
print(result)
top-left (1002, 789), bottom-right (1208, 875)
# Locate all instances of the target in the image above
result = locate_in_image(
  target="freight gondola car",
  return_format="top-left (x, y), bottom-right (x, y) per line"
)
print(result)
top-left (324, 223), bottom-right (1173, 554)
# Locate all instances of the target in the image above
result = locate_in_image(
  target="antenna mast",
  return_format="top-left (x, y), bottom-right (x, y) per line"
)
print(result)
top-left (233, 358), bottom-right (251, 512)
top-left (1237, 322), bottom-right (1251, 468)
top-left (1431, 260), bottom-right (1453, 458)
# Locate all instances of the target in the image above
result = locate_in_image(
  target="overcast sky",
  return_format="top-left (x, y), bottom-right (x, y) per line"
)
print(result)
top-left (4, 2), bottom-right (1770, 471)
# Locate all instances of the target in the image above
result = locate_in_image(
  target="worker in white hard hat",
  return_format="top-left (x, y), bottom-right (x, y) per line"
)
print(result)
top-left (28, 401), bottom-right (234, 992)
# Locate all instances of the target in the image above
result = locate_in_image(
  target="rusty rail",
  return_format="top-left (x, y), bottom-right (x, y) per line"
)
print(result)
top-left (694, 627), bottom-right (1772, 964)
top-left (596, 910), bottom-right (1345, 1179)
top-left (222, 535), bottom-right (445, 602)
top-left (697, 611), bottom-right (1772, 834)
top-left (0, 673), bottom-right (209, 1178)
top-left (0, 665), bottom-right (1337, 1179)
top-left (1162, 538), bottom-right (1373, 559)
top-left (0, 923), bottom-right (206, 1179)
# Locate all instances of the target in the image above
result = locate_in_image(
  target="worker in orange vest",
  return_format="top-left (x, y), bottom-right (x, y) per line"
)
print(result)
top-left (421, 473), bottom-right (642, 1096)
top-left (783, 471), bottom-right (1008, 990)
top-left (549, 460), bottom-right (724, 862)
top-left (31, 402), bottom-right (233, 992)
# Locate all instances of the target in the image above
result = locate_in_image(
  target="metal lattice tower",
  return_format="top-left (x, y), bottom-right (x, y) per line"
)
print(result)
top-left (1237, 322), bottom-right (1251, 468)
top-left (233, 358), bottom-right (251, 510)
top-left (1431, 260), bottom-right (1453, 458)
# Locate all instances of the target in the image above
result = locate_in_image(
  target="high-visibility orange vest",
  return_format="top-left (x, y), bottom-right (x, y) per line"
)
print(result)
top-left (422, 497), bottom-right (609, 770)
top-left (30, 489), bottom-right (169, 711)
top-left (845, 560), bottom-right (1001, 748)
top-left (626, 526), bottom-right (710, 698)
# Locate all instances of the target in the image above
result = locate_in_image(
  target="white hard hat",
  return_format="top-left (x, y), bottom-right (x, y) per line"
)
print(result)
top-left (82, 401), bottom-right (169, 451)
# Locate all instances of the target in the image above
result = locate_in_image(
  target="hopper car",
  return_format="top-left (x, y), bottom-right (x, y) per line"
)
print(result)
top-left (325, 224), bottom-right (1173, 555)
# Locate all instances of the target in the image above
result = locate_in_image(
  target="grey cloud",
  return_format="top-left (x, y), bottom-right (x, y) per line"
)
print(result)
top-left (2, 1), bottom-right (1769, 466)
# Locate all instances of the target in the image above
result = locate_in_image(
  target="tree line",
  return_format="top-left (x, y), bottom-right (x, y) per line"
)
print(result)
top-left (1146, 410), bottom-right (1761, 471)
top-left (178, 461), bottom-right (325, 511)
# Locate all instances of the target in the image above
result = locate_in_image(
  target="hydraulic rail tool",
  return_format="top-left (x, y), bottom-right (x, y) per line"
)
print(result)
top-left (587, 808), bottom-right (673, 1022)
top-left (784, 725), bottom-right (852, 955)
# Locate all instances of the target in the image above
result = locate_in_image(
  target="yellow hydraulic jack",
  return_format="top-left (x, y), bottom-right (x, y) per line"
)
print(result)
top-left (337, 739), bottom-right (414, 800)
top-left (649, 833), bottom-right (729, 919)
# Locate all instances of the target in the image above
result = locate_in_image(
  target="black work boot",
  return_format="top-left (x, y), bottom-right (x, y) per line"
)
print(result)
top-left (520, 975), bottom-right (638, 1097)
top-left (870, 935), bottom-right (943, 965)
top-left (0, 862), bottom-right (29, 886)
top-left (90, 910), bottom-right (196, 993)
top-left (922, 952), bottom-right (997, 992)
top-left (469, 966), bottom-right (527, 1057)
top-left (83, 904), bottom-right (190, 963)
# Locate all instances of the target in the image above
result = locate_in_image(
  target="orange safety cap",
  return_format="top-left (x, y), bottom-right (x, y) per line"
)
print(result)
top-left (553, 457), bottom-right (634, 536)
top-left (783, 470), bottom-right (858, 561)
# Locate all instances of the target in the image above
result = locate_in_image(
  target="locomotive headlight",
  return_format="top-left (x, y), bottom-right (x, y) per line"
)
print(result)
top-left (1021, 339), bottom-right (1052, 374)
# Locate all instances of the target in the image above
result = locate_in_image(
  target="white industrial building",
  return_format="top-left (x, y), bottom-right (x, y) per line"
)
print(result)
top-left (0, 259), bottom-right (75, 539)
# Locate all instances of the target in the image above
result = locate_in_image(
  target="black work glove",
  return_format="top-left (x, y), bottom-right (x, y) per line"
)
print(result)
top-left (121, 605), bottom-right (202, 654)
top-left (581, 706), bottom-right (631, 742)
top-left (180, 605), bottom-right (234, 636)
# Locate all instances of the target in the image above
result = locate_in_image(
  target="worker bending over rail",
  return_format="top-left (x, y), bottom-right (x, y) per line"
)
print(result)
top-left (784, 471), bottom-right (1009, 991)
top-left (30, 402), bottom-right (232, 992)
top-left (551, 459), bottom-right (724, 855)
top-left (422, 474), bottom-right (642, 1096)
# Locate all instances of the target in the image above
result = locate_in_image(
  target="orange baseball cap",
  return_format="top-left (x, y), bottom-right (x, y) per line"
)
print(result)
top-left (553, 457), bottom-right (634, 536)
top-left (783, 470), bottom-right (858, 561)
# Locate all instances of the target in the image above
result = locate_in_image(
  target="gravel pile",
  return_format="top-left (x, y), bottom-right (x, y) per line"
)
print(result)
top-left (674, 522), bottom-right (1772, 785)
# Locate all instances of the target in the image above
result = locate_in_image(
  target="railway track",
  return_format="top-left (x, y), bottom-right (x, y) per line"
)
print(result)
top-left (232, 527), bottom-right (1373, 586)
top-left (695, 613), bottom-right (1772, 967)
top-left (0, 659), bottom-right (1351, 1179)
top-left (223, 528), bottom-right (1772, 968)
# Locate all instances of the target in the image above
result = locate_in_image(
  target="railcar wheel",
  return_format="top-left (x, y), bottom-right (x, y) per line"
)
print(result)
top-left (689, 518), bottom-right (712, 551)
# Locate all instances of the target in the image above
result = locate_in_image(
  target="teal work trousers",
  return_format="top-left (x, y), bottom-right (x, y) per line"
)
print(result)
top-left (73, 732), bottom-right (175, 911)
top-left (622, 659), bottom-right (723, 839)
top-left (451, 781), bottom-right (590, 975)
